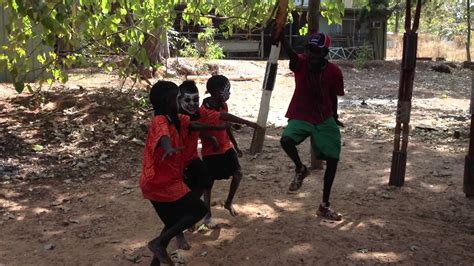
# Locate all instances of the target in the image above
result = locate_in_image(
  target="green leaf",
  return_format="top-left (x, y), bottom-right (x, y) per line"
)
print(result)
top-left (32, 144), bottom-right (44, 152)
top-left (101, 0), bottom-right (110, 14)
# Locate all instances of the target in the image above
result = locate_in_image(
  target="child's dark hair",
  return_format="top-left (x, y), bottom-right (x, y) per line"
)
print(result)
top-left (206, 75), bottom-right (230, 94)
top-left (179, 80), bottom-right (198, 95)
top-left (149, 80), bottom-right (178, 113)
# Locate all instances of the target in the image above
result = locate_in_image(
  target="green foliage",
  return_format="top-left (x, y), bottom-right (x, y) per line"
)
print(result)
top-left (198, 28), bottom-right (224, 60)
top-left (296, 0), bottom-right (345, 36)
top-left (0, 0), bottom-right (347, 92)
top-left (299, 23), bottom-right (308, 35)
top-left (205, 43), bottom-right (225, 60)
top-left (321, 0), bottom-right (346, 25)
top-left (178, 27), bottom-right (224, 60)
top-left (355, 45), bottom-right (372, 69)
top-left (386, 0), bottom-right (471, 42)
top-left (179, 43), bottom-right (200, 58)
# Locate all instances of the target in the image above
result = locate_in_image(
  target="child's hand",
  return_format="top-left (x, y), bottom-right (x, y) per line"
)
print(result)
top-left (235, 147), bottom-right (243, 158)
top-left (335, 118), bottom-right (345, 127)
top-left (210, 136), bottom-right (220, 152)
top-left (248, 122), bottom-right (262, 130)
top-left (162, 146), bottom-right (184, 160)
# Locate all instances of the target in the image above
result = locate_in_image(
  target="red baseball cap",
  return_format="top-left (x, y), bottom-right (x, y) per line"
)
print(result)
top-left (307, 33), bottom-right (331, 48)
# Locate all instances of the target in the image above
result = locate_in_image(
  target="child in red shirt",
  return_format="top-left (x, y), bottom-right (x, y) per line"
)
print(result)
top-left (174, 80), bottom-right (228, 250)
top-left (199, 75), bottom-right (261, 228)
top-left (140, 81), bottom-right (207, 265)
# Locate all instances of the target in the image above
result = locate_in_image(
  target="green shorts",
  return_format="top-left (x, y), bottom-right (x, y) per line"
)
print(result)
top-left (282, 118), bottom-right (341, 160)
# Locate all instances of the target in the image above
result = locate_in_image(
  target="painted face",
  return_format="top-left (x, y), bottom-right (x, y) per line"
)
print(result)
top-left (179, 92), bottom-right (200, 115)
top-left (220, 81), bottom-right (231, 102)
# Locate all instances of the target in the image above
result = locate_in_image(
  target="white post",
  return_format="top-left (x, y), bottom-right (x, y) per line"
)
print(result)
top-left (250, 44), bottom-right (281, 154)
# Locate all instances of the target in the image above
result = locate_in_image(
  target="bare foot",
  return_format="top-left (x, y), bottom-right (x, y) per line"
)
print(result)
top-left (224, 202), bottom-right (238, 217)
top-left (203, 217), bottom-right (218, 229)
top-left (147, 238), bottom-right (174, 265)
top-left (176, 234), bottom-right (191, 250)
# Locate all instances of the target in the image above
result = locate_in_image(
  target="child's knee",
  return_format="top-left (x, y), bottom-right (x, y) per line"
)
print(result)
top-left (280, 136), bottom-right (296, 148)
top-left (233, 171), bottom-right (243, 181)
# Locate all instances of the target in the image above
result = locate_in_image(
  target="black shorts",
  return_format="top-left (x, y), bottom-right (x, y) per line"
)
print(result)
top-left (151, 192), bottom-right (207, 228)
top-left (184, 158), bottom-right (212, 190)
top-left (203, 148), bottom-right (241, 181)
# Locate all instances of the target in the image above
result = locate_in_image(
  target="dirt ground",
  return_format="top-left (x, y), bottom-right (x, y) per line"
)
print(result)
top-left (1, 59), bottom-right (474, 265)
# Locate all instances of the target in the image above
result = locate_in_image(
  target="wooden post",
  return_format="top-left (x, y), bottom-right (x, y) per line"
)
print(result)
top-left (250, 45), bottom-right (281, 154)
top-left (464, 74), bottom-right (474, 197)
top-left (250, 0), bottom-right (288, 154)
top-left (389, 0), bottom-right (422, 187)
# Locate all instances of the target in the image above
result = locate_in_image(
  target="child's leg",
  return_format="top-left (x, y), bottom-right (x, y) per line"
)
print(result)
top-left (224, 170), bottom-right (242, 216)
top-left (202, 180), bottom-right (215, 227)
top-left (175, 232), bottom-right (190, 250)
top-left (280, 136), bottom-right (304, 170)
top-left (322, 158), bottom-right (338, 204)
top-left (316, 158), bottom-right (342, 221)
top-left (149, 194), bottom-right (207, 264)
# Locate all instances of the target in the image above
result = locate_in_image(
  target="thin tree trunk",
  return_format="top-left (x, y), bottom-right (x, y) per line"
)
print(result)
top-left (307, 0), bottom-right (324, 169)
top-left (467, 0), bottom-right (472, 62)
top-left (308, 0), bottom-right (320, 33)
top-left (141, 28), bottom-right (170, 78)
top-left (394, 0), bottom-right (401, 34)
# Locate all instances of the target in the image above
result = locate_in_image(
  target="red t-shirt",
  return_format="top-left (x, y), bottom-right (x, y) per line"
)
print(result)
top-left (139, 115), bottom-right (190, 202)
top-left (180, 114), bottom-right (200, 167)
top-left (285, 54), bottom-right (344, 124)
top-left (199, 99), bottom-right (233, 157)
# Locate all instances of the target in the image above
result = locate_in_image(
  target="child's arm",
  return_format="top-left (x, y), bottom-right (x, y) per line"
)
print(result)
top-left (227, 128), bottom-right (242, 157)
top-left (189, 121), bottom-right (229, 131)
top-left (199, 132), bottom-right (220, 152)
top-left (158, 136), bottom-right (183, 160)
top-left (219, 112), bottom-right (261, 129)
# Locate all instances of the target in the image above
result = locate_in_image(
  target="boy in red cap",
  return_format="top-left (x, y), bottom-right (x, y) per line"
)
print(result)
top-left (278, 31), bottom-right (345, 221)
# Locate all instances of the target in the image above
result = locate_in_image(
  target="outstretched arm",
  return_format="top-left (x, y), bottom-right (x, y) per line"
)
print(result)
top-left (219, 112), bottom-right (260, 129)
top-left (189, 121), bottom-right (229, 131)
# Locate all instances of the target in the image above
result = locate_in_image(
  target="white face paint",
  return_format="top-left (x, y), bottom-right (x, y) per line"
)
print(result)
top-left (220, 81), bottom-right (231, 102)
top-left (179, 92), bottom-right (200, 115)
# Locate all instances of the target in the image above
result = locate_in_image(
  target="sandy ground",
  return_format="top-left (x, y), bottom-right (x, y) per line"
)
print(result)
top-left (1, 59), bottom-right (474, 265)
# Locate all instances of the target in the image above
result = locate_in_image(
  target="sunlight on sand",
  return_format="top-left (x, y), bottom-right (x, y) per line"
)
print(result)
top-left (0, 198), bottom-right (26, 211)
top-left (287, 243), bottom-right (314, 255)
top-left (348, 251), bottom-right (403, 263)
top-left (273, 199), bottom-right (305, 212)
top-left (236, 203), bottom-right (279, 220)
top-left (419, 181), bottom-right (446, 193)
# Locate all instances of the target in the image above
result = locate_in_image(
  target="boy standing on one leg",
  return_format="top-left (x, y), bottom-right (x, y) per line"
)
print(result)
top-left (278, 31), bottom-right (345, 221)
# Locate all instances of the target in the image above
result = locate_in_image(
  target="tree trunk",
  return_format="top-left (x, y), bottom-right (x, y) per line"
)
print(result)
top-left (394, 0), bottom-right (401, 34)
top-left (308, 0), bottom-right (320, 33)
top-left (141, 28), bottom-right (170, 78)
top-left (467, 0), bottom-right (472, 62)
top-left (307, 0), bottom-right (324, 170)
